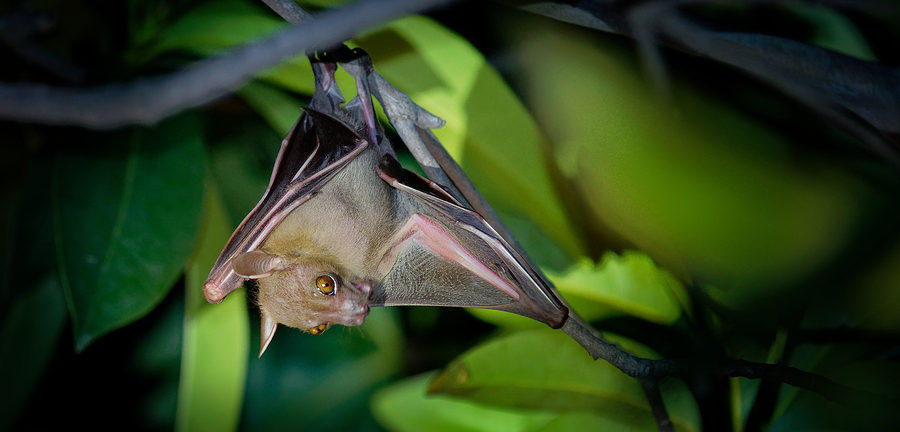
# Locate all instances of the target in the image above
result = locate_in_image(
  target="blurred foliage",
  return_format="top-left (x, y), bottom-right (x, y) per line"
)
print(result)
top-left (2, 0), bottom-right (899, 431)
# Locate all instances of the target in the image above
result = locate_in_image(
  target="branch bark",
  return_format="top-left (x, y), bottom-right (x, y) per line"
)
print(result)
top-left (641, 379), bottom-right (674, 432)
top-left (0, 0), bottom-right (453, 129)
top-left (516, 0), bottom-right (900, 163)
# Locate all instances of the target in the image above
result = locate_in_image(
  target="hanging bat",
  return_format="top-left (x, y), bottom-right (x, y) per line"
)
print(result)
top-left (203, 49), bottom-right (569, 356)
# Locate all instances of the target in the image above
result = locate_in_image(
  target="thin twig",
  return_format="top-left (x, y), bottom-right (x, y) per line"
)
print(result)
top-left (641, 379), bottom-right (674, 432)
top-left (719, 359), bottom-right (884, 408)
top-left (0, 0), bottom-right (454, 129)
top-left (562, 313), bottom-right (683, 377)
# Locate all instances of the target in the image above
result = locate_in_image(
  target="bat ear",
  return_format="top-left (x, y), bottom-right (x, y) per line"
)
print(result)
top-left (259, 312), bottom-right (278, 358)
top-left (232, 250), bottom-right (286, 279)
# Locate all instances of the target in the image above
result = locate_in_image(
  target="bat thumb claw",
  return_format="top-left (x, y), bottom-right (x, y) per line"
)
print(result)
top-left (259, 313), bottom-right (278, 358)
top-left (203, 280), bottom-right (226, 304)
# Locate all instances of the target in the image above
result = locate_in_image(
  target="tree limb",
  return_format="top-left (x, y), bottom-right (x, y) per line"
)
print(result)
top-left (516, 0), bottom-right (900, 163)
top-left (562, 313), bottom-right (884, 408)
top-left (261, 0), bottom-right (313, 23)
top-left (641, 379), bottom-right (674, 432)
top-left (0, 0), bottom-right (454, 129)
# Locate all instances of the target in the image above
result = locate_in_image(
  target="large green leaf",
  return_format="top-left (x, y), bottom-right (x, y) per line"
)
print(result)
top-left (783, 3), bottom-right (877, 61)
top-left (846, 238), bottom-right (900, 331)
top-left (470, 251), bottom-right (690, 328)
top-left (429, 329), bottom-right (697, 431)
top-left (372, 372), bottom-right (557, 432)
top-left (52, 115), bottom-right (206, 350)
top-left (134, 0), bottom-right (283, 61)
top-left (176, 183), bottom-right (249, 432)
top-left (237, 81), bottom-right (304, 136)
top-left (374, 371), bottom-right (701, 432)
top-left (548, 252), bottom-right (689, 324)
top-left (512, 18), bottom-right (860, 293)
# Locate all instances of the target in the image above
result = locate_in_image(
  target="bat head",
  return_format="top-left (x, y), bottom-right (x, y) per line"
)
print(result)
top-left (231, 250), bottom-right (373, 356)
top-left (255, 254), bottom-right (372, 330)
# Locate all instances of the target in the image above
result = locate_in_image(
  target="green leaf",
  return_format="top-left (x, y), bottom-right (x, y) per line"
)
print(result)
top-left (237, 81), bottom-right (304, 136)
top-left (784, 3), bottom-right (877, 61)
top-left (176, 183), bottom-right (249, 432)
top-left (513, 18), bottom-right (860, 293)
top-left (847, 238), bottom-right (900, 331)
top-left (53, 115), bottom-right (206, 350)
top-left (0, 276), bottom-right (67, 431)
top-left (136, 0), bottom-right (284, 60)
top-left (0, 154), bottom-right (69, 430)
top-left (549, 252), bottom-right (689, 324)
top-left (469, 251), bottom-right (689, 328)
top-left (373, 371), bottom-right (697, 432)
top-left (372, 372), bottom-right (557, 432)
top-left (429, 329), bottom-right (697, 431)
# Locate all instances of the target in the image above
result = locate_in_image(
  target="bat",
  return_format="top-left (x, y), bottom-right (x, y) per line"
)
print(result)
top-left (203, 48), bottom-right (569, 356)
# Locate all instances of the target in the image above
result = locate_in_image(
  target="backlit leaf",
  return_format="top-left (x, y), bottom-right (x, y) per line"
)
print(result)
top-left (429, 329), bottom-right (697, 431)
top-left (176, 183), bottom-right (249, 432)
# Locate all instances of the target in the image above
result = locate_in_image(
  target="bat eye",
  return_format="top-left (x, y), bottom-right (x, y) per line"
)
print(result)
top-left (316, 274), bottom-right (336, 295)
top-left (308, 323), bottom-right (328, 335)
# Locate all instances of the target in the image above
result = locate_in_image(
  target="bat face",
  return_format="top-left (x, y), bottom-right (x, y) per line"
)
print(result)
top-left (254, 255), bottom-right (372, 332)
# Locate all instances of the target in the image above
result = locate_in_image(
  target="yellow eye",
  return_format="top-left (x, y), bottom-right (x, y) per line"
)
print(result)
top-left (316, 274), bottom-right (336, 295)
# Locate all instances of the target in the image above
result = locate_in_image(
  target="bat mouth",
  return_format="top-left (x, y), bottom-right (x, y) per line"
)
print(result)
top-left (329, 300), bottom-right (369, 327)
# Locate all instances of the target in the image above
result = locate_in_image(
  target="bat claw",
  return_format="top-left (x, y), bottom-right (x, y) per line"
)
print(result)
top-left (203, 280), bottom-right (226, 304)
top-left (259, 312), bottom-right (277, 358)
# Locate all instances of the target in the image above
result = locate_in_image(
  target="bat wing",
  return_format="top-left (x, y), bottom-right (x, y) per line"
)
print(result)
top-left (372, 155), bottom-right (569, 328)
top-left (203, 109), bottom-right (368, 303)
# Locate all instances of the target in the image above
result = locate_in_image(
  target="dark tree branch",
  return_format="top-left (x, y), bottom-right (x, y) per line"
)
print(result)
top-left (641, 379), bottom-right (674, 432)
top-left (0, 8), bottom-right (84, 83)
top-left (797, 326), bottom-right (900, 345)
top-left (562, 313), bottom-right (882, 408)
top-left (516, 0), bottom-right (900, 163)
top-left (562, 313), bottom-right (683, 377)
top-left (0, 0), bottom-right (454, 129)
top-left (719, 360), bottom-right (885, 407)
top-left (261, 0), bottom-right (313, 23)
